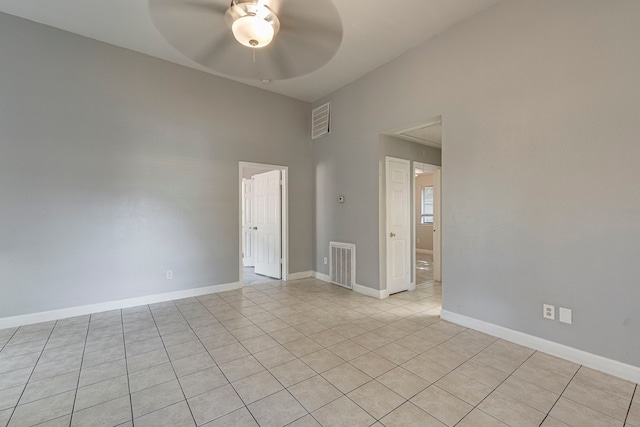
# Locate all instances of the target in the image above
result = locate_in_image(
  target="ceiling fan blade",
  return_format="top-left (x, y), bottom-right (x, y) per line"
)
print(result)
top-left (261, 41), bottom-right (294, 80)
top-left (150, 0), bottom-right (228, 16)
top-left (277, 0), bottom-right (342, 40)
top-left (193, 33), bottom-right (236, 67)
top-left (148, 0), bottom-right (343, 81)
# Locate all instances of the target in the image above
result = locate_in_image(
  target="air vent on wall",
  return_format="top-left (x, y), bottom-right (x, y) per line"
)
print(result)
top-left (311, 102), bottom-right (331, 140)
top-left (330, 241), bottom-right (355, 289)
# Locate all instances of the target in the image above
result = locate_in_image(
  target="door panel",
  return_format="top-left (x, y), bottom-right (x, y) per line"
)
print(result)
top-left (386, 157), bottom-right (411, 294)
top-left (433, 169), bottom-right (442, 282)
top-left (253, 170), bottom-right (282, 279)
top-left (242, 179), bottom-right (255, 267)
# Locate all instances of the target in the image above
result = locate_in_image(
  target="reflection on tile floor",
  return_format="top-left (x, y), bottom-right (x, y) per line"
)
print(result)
top-left (416, 253), bottom-right (434, 284)
top-left (243, 266), bottom-right (278, 285)
top-left (0, 278), bottom-right (637, 426)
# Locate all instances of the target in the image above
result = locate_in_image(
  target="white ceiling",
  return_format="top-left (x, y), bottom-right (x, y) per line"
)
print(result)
top-left (385, 116), bottom-right (442, 149)
top-left (397, 122), bottom-right (442, 148)
top-left (0, 0), bottom-right (499, 102)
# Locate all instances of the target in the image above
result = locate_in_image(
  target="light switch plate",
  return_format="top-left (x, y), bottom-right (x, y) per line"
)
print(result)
top-left (559, 307), bottom-right (572, 324)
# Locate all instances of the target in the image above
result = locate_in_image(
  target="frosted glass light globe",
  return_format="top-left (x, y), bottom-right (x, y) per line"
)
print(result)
top-left (232, 14), bottom-right (275, 48)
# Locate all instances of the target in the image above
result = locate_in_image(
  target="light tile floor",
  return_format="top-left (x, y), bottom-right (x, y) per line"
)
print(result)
top-left (0, 278), bottom-right (637, 426)
top-left (242, 267), bottom-right (276, 285)
top-left (416, 253), bottom-right (434, 284)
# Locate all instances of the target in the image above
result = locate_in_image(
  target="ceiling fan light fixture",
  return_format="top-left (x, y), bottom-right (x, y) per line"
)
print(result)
top-left (227, 2), bottom-right (280, 49)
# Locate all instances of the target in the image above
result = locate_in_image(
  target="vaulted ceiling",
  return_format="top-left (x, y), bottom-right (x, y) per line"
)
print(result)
top-left (0, 0), bottom-right (499, 101)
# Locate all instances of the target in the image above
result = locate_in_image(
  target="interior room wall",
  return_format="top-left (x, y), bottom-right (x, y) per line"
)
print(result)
top-left (415, 174), bottom-right (434, 252)
top-left (312, 0), bottom-right (640, 367)
top-left (0, 13), bottom-right (312, 319)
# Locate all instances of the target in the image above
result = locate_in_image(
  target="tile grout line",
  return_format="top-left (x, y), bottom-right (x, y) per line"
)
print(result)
top-left (215, 288), bottom-right (316, 426)
top-left (450, 345), bottom-right (539, 427)
top-left (536, 363), bottom-right (581, 427)
top-left (182, 296), bottom-right (254, 426)
top-left (551, 366), bottom-right (636, 424)
top-left (120, 308), bottom-right (135, 427)
top-left (201, 291), bottom-right (265, 421)
top-left (623, 383), bottom-right (637, 426)
top-left (0, 328), bottom-right (19, 354)
top-left (5, 321), bottom-right (57, 427)
top-left (67, 314), bottom-right (93, 427)
top-left (300, 293), bottom-right (446, 425)
top-left (147, 301), bottom-right (199, 426)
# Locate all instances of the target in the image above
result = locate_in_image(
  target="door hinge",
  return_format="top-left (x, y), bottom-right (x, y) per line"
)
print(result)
top-left (280, 258), bottom-right (283, 264)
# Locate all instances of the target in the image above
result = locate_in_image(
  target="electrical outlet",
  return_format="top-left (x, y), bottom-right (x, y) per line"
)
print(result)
top-left (324, 257), bottom-right (328, 265)
top-left (166, 270), bottom-right (173, 280)
top-left (543, 304), bottom-right (555, 320)
top-left (559, 307), bottom-right (572, 324)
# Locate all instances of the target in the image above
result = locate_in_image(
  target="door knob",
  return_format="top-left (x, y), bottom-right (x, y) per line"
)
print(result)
top-left (389, 232), bottom-right (396, 238)
top-left (253, 227), bottom-right (258, 230)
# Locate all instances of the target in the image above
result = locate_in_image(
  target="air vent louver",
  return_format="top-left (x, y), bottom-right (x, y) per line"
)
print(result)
top-left (311, 102), bottom-right (331, 140)
top-left (329, 241), bottom-right (355, 289)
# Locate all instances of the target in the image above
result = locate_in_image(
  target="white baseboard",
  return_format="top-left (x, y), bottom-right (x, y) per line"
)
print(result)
top-left (313, 272), bottom-right (389, 300)
top-left (313, 271), bottom-right (331, 282)
top-left (0, 281), bottom-right (241, 330)
top-left (416, 249), bottom-right (433, 254)
top-left (441, 310), bottom-right (640, 384)
top-left (353, 283), bottom-right (389, 300)
top-left (287, 271), bottom-right (313, 280)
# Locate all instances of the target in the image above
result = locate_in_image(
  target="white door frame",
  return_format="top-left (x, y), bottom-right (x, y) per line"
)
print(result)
top-left (238, 162), bottom-right (288, 285)
top-left (411, 163), bottom-right (441, 286)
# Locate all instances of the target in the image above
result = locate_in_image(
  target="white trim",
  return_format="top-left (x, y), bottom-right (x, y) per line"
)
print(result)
top-left (0, 282), bottom-right (241, 330)
top-left (239, 162), bottom-right (288, 284)
top-left (313, 271), bottom-right (331, 282)
top-left (353, 283), bottom-right (389, 300)
top-left (441, 310), bottom-right (640, 384)
top-left (314, 271), bottom-right (389, 300)
top-left (416, 249), bottom-right (433, 254)
top-left (287, 271), bottom-right (313, 280)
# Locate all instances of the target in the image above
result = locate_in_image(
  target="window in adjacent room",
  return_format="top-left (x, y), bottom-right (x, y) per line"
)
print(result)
top-left (421, 186), bottom-right (434, 224)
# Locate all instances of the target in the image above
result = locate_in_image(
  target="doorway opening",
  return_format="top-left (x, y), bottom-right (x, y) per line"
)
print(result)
top-left (382, 116), bottom-right (442, 297)
top-left (239, 162), bottom-right (288, 286)
top-left (414, 162), bottom-right (441, 285)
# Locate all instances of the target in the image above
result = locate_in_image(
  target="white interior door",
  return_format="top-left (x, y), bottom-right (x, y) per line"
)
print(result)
top-left (433, 169), bottom-right (442, 282)
top-left (242, 178), bottom-right (255, 267)
top-left (386, 157), bottom-right (411, 294)
top-left (253, 170), bottom-right (282, 279)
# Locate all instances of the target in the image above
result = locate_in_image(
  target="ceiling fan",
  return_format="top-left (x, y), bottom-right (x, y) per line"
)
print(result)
top-left (148, 0), bottom-right (343, 81)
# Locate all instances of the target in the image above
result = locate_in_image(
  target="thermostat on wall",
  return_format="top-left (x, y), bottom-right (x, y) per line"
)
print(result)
top-left (337, 195), bottom-right (345, 203)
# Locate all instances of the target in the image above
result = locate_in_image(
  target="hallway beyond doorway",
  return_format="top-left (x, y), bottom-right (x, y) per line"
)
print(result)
top-left (416, 252), bottom-right (434, 284)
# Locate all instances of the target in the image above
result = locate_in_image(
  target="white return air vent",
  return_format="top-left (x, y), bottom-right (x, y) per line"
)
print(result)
top-left (311, 102), bottom-right (331, 140)
top-left (330, 241), bottom-right (355, 289)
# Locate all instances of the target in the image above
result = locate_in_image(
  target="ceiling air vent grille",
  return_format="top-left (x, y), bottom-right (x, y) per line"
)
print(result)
top-left (311, 102), bottom-right (331, 140)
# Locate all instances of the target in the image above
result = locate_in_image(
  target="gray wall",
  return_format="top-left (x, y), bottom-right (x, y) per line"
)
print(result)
top-left (0, 13), bottom-right (312, 318)
top-left (313, 0), bottom-right (640, 366)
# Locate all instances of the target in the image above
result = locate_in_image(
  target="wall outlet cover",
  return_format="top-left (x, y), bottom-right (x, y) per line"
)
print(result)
top-left (543, 304), bottom-right (555, 320)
